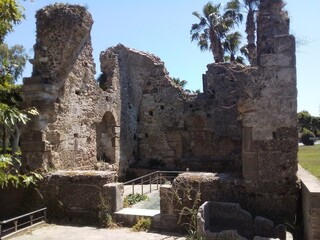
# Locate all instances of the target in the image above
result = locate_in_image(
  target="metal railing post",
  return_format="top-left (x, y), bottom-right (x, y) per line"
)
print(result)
top-left (44, 210), bottom-right (47, 222)
top-left (149, 175), bottom-right (152, 193)
top-left (14, 221), bottom-right (17, 232)
top-left (141, 178), bottom-right (143, 195)
top-left (156, 172), bottom-right (159, 190)
top-left (132, 182), bottom-right (134, 195)
top-left (30, 215), bottom-right (33, 226)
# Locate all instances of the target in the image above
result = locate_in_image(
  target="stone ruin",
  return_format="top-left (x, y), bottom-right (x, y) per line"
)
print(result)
top-left (14, 0), bottom-right (309, 237)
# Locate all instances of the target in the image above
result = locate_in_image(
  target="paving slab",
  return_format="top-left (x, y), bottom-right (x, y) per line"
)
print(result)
top-left (8, 223), bottom-right (186, 240)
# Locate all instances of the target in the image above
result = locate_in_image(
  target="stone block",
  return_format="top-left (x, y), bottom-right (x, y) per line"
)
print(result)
top-left (102, 183), bottom-right (124, 212)
top-left (197, 201), bottom-right (252, 239)
top-left (242, 152), bottom-right (259, 181)
top-left (253, 216), bottom-right (275, 238)
top-left (259, 54), bottom-right (294, 67)
top-left (242, 127), bottom-right (253, 152)
top-left (160, 185), bottom-right (175, 215)
top-left (273, 35), bottom-right (295, 54)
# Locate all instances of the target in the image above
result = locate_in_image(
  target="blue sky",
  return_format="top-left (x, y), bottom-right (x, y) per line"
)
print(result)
top-left (5, 0), bottom-right (320, 116)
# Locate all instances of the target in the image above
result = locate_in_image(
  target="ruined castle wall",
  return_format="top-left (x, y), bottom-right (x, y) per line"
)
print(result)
top-left (182, 0), bottom-right (299, 221)
top-left (22, 4), bottom-right (114, 171)
top-left (240, 0), bottom-right (297, 183)
top-left (100, 45), bottom-right (243, 173)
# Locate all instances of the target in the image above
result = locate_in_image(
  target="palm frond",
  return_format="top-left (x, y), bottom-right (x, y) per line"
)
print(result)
top-left (191, 32), bottom-right (199, 42)
top-left (192, 11), bottom-right (201, 20)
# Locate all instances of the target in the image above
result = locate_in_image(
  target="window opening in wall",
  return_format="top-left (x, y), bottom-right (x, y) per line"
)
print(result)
top-left (160, 105), bottom-right (164, 110)
top-left (189, 104), bottom-right (193, 108)
top-left (75, 90), bottom-right (81, 95)
top-left (272, 132), bottom-right (277, 139)
top-left (149, 111), bottom-right (153, 116)
top-left (145, 133), bottom-right (149, 138)
top-left (96, 112), bottom-right (117, 163)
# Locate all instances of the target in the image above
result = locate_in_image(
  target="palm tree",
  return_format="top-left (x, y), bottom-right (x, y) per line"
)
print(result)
top-left (227, 0), bottom-right (260, 64)
top-left (190, 2), bottom-right (243, 63)
top-left (244, 0), bottom-right (259, 64)
top-left (172, 77), bottom-right (188, 89)
top-left (223, 31), bottom-right (242, 62)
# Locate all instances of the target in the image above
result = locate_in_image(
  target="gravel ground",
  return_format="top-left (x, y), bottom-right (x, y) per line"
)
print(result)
top-left (7, 223), bottom-right (186, 240)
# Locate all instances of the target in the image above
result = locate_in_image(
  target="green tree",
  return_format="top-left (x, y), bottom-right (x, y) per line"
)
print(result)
top-left (243, 0), bottom-right (259, 64)
top-left (0, 43), bottom-right (28, 84)
top-left (223, 31), bottom-right (243, 62)
top-left (0, 44), bottom-right (29, 153)
top-left (0, 0), bottom-right (42, 188)
top-left (0, 0), bottom-right (24, 44)
top-left (301, 128), bottom-right (315, 146)
top-left (190, 2), bottom-right (243, 63)
top-left (172, 77), bottom-right (188, 88)
top-left (227, 0), bottom-right (260, 64)
top-left (298, 111), bottom-right (313, 133)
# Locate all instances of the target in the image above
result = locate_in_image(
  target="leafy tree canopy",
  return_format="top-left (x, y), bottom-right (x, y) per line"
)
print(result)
top-left (0, 0), bottom-right (42, 188)
top-left (0, 0), bottom-right (25, 44)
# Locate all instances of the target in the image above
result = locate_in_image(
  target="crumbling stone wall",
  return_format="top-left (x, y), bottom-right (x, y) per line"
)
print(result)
top-left (100, 45), bottom-right (242, 173)
top-left (160, 0), bottom-right (299, 224)
top-left (22, 4), bottom-right (121, 173)
top-left (21, 0), bottom-right (298, 224)
top-left (22, 1), bottom-right (297, 180)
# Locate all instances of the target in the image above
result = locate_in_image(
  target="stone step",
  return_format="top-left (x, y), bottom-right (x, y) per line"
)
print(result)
top-left (114, 208), bottom-right (160, 227)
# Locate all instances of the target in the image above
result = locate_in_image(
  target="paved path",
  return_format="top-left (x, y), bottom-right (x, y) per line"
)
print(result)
top-left (9, 223), bottom-right (186, 240)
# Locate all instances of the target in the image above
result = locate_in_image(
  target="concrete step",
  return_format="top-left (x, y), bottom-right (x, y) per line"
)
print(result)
top-left (114, 208), bottom-right (160, 227)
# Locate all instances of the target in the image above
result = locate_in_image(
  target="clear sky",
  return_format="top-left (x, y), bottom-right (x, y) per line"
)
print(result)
top-left (4, 0), bottom-right (320, 116)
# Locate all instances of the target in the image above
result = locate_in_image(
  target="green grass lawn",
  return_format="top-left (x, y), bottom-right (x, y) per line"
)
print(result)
top-left (298, 143), bottom-right (320, 179)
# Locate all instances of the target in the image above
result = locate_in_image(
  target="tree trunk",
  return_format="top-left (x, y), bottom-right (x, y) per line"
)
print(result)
top-left (246, 9), bottom-right (257, 65)
top-left (11, 125), bottom-right (20, 155)
top-left (210, 31), bottom-right (224, 63)
top-left (2, 124), bottom-right (7, 154)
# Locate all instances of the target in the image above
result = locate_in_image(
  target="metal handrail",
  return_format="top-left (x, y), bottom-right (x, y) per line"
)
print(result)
top-left (123, 170), bottom-right (185, 195)
top-left (0, 207), bottom-right (47, 239)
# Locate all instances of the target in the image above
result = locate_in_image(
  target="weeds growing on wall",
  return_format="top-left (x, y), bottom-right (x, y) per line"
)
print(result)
top-left (131, 217), bottom-right (151, 232)
top-left (98, 194), bottom-right (118, 228)
top-left (172, 182), bottom-right (203, 240)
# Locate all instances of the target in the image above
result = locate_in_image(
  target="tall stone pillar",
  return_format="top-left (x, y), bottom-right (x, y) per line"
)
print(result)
top-left (21, 4), bottom-right (99, 171)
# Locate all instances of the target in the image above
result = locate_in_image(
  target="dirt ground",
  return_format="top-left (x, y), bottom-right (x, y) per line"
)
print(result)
top-left (6, 223), bottom-right (186, 240)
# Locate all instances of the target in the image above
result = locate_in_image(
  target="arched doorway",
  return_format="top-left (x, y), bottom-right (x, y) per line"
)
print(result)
top-left (96, 112), bottom-right (118, 164)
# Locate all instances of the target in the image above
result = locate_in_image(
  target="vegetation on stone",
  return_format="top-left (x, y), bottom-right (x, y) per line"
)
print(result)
top-left (131, 217), bottom-right (151, 232)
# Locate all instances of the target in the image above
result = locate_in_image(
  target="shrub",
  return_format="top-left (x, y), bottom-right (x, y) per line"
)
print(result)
top-left (131, 217), bottom-right (151, 231)
top-left (301, 129), bottom-right (315, 146)
top-left (123, 193), bottom-right (148, 207)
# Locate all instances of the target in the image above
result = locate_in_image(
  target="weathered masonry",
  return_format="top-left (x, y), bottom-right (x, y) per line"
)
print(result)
top-left (20, 0), bottom-right (301, 229)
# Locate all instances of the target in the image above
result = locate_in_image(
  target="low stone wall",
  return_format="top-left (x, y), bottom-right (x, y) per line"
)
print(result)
top-left (37, 171), bottom-right (117, 225)
top-left (298, 166), bottom-right (320, 240)
top-left (161, 172), bottom-right (299, 226)
top-left (197, 201), bottom-right (286, 239)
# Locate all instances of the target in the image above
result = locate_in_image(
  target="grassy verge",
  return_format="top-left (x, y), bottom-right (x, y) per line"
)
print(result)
top-left (298, 143), bottom-right (320, 179)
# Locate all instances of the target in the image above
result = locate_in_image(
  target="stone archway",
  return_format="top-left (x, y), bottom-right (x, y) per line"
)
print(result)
top-left (96, 112), bottom-right (119, 164)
